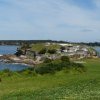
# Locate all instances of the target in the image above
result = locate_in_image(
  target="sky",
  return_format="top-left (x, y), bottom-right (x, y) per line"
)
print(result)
top-left (0, 0), bottom-right (100, 42)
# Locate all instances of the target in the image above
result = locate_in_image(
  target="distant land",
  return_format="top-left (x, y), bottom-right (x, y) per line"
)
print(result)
top-left (0, 40), bottom-right (100, 46)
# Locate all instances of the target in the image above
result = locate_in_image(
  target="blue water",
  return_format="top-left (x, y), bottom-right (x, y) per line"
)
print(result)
top-left (0, 45), bottom-right (29, 71)
top-left (0, 62), bottom-right (29, 71)
top-left (0, 45), bottom-right (18, 55)
top-left (93, 47), bottom-right (100, 56)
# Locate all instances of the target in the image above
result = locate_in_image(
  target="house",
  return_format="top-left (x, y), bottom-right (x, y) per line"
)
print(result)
top-left (59, 43), bottom-right (73, 47)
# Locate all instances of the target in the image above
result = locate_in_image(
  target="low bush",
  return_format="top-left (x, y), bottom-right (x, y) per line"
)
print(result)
top-left (22, 70), bottom-right (33, 75)
top-left (61, 56), bottom-right (70, 63)
top-left (0, 78), bottom-right (2, 82)
top-left (38, 48), bottom-right (47, 54)
top-left (18, 68), bottom-right (36, 76)
top-left (34, 56), bottom-right (86, 75)
top-left (48, 49), bottom-right (56, 54)
top-left (34, 63), bottom-right (55, 75)
top-left (3, 69), bottom-right (11, 73)
top-left (44, 58), bottom-right (52, 63)
top-left (2, 69), bottom-right (13, 77)
top-left (34, 61), bottom-right (72, 75)
top-left (71, 62), bottom-right (86, 72)
top-left (0, 61), bottom-right (85, 76)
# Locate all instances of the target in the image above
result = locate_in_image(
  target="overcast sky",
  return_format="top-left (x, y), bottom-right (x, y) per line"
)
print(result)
top-left (0, 0), bottom-right (100, 42)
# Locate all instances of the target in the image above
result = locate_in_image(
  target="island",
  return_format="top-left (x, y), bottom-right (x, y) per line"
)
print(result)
top-left (0, 42), bottom-right (98, 66)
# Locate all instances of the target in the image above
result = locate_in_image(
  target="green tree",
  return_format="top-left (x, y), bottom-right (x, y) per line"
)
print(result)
top-left (38, 48), bottom-right (47, 54)
top-left (15, 49), bottom-right (23, 56)
top-left (60, 46), bottom-right (66, 52)
top-left (21, 43), bottom-right (30, 49)
top-left (48, 49), bottom-right (56, 54)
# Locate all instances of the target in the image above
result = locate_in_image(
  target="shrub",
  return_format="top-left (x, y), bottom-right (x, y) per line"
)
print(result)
top-left (34, 59), bottom-right (86, 75)
top-left (19, 68), bottom-right (35, 76)
top-left (48, 49), bottom-right (56, 54)
top-left (44, 58), bottom-right (52, 63)
top-left (3, 69), bottom-right (13, 77)
top-left (15, 49), bottom-right (23, 56)
top-left (60, 46), bottom-right (66, 52)
top-left (0, 78), bottom-right (2, 82)
top-left (34, 63), bottom-right (55, 75)
top-left (3, 69), bottom-right (11, 73)
top-left (22, 70), bottom-right (33, 75)
top-left (21, 43), bottom-right (30, 50)
top-left (34, 61), bottom-right (70, 75)
top-left (71, 62), bottom-right (86, 72)
top-left (38, 48), bottom-right (47, 54)
top-left (60, 61), bottom-right (70, 68)
top-left (61, 56), bottom-right (70, 63)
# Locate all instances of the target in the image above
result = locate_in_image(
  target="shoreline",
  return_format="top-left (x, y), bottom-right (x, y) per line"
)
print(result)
top-left (0, 54), bottom-right (36, 67)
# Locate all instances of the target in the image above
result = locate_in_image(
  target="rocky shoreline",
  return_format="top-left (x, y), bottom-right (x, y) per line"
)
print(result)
top-left (0, 54), bottom-right (42, 67)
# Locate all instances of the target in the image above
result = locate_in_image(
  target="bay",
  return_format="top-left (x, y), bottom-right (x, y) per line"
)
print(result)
top-left (0, 45), bottom-right (29, 71)
top-left (93, 46), bottom-right (100, 56)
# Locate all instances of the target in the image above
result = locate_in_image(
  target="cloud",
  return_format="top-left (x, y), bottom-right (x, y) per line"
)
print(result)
top-left (81, 29), bottom-right (94, 32)
top-left (0, 0), bottom-right (100, 41)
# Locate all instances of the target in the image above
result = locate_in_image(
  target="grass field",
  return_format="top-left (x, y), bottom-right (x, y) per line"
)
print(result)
top-left (0, 59), bottom-right (100, 100)
top-left (31, 43), bottom-right (60, 52)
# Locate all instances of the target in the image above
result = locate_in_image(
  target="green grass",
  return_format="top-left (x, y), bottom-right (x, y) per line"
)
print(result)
top-left (0, 59), bottom-right (100, 100)
top-left (31, 43), bottom-right (60, 52)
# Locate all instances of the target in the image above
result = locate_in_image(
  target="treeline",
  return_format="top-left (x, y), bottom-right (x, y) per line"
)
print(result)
top-left (0, 40), bottom-right (100, 46)
top-left (76, 42), bottom-right (100, 46)
top-left (0, 40), bottom-right (69, 45)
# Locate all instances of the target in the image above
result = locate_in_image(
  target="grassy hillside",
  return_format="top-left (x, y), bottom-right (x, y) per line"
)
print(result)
top-left (0, 59), bottom-right (100, 100)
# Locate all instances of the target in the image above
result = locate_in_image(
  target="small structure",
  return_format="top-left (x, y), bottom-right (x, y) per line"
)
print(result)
top-left (59, 43), bottom-right (73, 47)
